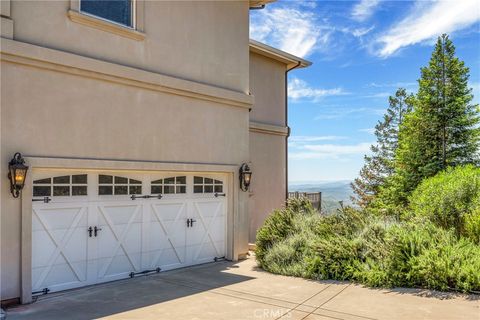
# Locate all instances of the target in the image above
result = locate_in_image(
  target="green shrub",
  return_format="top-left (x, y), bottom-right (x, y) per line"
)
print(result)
top-left (261, 232), bottom-right (315, 277)
top-left (409, 165), bottom-right (480, 237)
top-left (307, 236), bottom-right (361, 280)
top-left (255, 197), bottom-right (316, 264)
top-left (255, 202), bottom-right (480, 293)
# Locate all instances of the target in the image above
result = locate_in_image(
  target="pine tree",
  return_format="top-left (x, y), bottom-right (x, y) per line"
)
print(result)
top-left (388, 34), bottom-right (480, 205)
top-left (351, 88), bottom-right (413, 207)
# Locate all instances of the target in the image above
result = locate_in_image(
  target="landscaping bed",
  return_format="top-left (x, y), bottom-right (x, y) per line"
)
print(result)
top-left (255, 166), bottom-right (480, 293)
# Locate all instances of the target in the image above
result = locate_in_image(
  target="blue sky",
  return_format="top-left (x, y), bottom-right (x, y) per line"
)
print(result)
top-left (250, 0), bottom-right (480, 182)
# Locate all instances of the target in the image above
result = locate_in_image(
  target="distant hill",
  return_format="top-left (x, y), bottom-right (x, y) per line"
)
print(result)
top-left (289, 180), bottom-right (354, 214)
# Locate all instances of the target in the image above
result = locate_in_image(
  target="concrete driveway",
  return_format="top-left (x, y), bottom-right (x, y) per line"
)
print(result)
top-left (6, 256), bottom-right (479, 320)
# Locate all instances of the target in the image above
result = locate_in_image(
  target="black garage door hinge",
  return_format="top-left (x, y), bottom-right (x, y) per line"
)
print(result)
top-left (32, 197), bottom-right (51, 203)
top-left (214, 256), bottom-right (226, 262)
top-left (129, 267), bottom-right (161, 278)
top-left (32, 288), bottom-right (50, 296)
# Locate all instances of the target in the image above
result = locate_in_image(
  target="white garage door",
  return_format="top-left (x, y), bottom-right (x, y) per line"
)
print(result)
top-left (31, 171), bottom-right (227, 294)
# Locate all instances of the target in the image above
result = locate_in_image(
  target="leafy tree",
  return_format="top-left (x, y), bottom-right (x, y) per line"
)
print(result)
top-left (351, 88), bottom-right (413, 207)
top-left (386, 34), bottom-right (480, 205)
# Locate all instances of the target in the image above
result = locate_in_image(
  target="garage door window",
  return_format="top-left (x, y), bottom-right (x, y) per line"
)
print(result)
top-left (151, 176), bottom-right (186, 194)
top-left (98, 175), bottom-right (142, 195)
top-left (33, 174), bottom-right (88, 197)
top-left (193, 176), bottom-right (223, 193)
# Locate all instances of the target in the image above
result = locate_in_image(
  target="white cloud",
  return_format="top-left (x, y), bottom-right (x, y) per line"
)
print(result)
top-left (288, 78), bottom-right (347, 101)
top-left (351, 0), bottom-right (380, 22)
top-left (250, 7), bottom-right (326, 57)
top-left (289, 135), bottom-right (348, 148)
top-left (470, 82), bottom-right (480, 93)
top-left (352, 26), bottom-right (375, 37)
top-left (289, 142), bottom-right (373, 160)
top-left (314, 107), bottom-right (385, 120)
top-left (362, 92), bottom-right (391, 98)
top-left (366, 82), bottom-right (417, 88)
top-left (359, 128), bottom-right (376, 134)
top-left (375, 0), bottom-right (480, 58)
top-left (290, 136), bottom-right (347, 143)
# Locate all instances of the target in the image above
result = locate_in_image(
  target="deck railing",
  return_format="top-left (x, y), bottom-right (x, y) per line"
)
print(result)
top-left (288, 191), bottom-right (322, 211)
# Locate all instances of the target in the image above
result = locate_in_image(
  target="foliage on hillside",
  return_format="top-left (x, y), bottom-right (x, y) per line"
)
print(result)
top-left (351, 88), bottom-right (413, 207)
top-left (257, 35), bottom-right (480, 293)
top-left (381, 34), bottom-right (479, 207)
top-left (409, 165), bottom-right (480, 241)
top-left (256, 195), bottom-right (480, 293)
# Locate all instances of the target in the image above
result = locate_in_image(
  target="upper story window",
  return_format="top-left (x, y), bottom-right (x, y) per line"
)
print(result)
top-left (80, 0), bottom-right (133, 28)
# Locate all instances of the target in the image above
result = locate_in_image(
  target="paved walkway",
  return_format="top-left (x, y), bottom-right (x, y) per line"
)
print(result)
top-left (6, 256), bottom-right (479, 319)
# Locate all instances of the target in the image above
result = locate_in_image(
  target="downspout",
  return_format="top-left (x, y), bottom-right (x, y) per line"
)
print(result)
top-left (285, 61), bottom-right (302, 200)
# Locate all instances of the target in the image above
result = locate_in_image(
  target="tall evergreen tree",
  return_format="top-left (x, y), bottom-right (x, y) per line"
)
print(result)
top-left (388, 34), bottom-right (480, 205)
top-left (351, 88), bottom-right (413, 207)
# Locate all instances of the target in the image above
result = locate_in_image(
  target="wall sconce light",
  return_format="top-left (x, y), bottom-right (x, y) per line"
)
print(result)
top-left (8, 153), bottom-right (29, 198)
top-left (239, 163), bottom-right (252, 192)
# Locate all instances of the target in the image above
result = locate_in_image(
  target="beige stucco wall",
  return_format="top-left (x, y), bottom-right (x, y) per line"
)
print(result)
top-left (0, 48), bottom-right (250, 301)
top-left (1, 0), bottom-right (251, 300)
top-left (248, 51), bottom-right (288, 242)
top-left (248, 131), bottom-right (286, 242)
top-left (249, 52), bottom-right (286, 126)
top-left (9, 0), bottom-right (249, 93)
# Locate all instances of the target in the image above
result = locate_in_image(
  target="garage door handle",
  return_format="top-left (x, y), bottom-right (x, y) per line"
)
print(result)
top-left (214, 193), bottom-right (226, 197)
top-left (94, 226), bottom-right (102, 237)
top-left (87, 227), bottom-right (93, 237)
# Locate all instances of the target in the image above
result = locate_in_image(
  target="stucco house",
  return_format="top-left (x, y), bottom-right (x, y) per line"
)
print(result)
top-left (0, 0), bottom-right (310, 305)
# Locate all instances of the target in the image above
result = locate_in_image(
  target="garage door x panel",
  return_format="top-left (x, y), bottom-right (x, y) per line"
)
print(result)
top-left (189, 200), bottom-right (226, 265)
top-left (148, 201), bottom-right (187, 270)
top-left (96, 204), bottom-right (142, 281)
top-left (32, 205), bottom-right (88, 292)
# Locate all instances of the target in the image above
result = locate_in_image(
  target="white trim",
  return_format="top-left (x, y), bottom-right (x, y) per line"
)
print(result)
top-left (67, 10), bottom-right (145, 41)
top-left (0, 38), bottom-right (253, 109)
top-left (249, 121), bottom-right (289, 136)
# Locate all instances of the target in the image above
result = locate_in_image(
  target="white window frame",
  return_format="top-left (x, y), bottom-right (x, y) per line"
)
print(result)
top-left (68, 0), bottom-right (145, 41)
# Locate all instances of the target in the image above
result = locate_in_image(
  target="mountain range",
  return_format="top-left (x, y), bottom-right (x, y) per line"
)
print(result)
top-left (288, 180), bottom-right (354, 213)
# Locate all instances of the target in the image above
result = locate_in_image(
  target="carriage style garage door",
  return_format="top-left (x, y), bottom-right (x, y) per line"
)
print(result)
top-left (31, 170), bottom-right (227, 294)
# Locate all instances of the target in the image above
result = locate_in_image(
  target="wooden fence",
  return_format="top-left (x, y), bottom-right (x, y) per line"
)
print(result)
top-left (288, 191), bottom-right (322, 211)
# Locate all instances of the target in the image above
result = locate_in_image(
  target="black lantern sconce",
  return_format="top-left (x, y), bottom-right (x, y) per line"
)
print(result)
top-left (239, 163), bottom-right (252, 192)
top-left (8, 153), bottom-right (29, 198)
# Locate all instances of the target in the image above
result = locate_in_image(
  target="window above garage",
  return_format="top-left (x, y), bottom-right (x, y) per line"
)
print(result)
top-left (80, 0), bottom-right (133, 28)
top-left (67, 0), bottom-right (145, 41)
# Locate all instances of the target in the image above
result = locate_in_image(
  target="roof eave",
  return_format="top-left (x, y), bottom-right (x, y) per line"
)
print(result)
top-left (249, 0), bottom-right (276, 9)
top-left (249, 39), bottom-right (312, 69)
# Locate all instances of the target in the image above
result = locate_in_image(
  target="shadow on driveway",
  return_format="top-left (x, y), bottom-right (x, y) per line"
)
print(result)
top-left (7, 261), bottom-right (253, 320)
